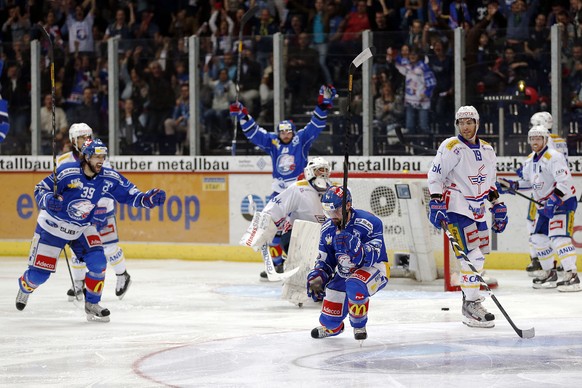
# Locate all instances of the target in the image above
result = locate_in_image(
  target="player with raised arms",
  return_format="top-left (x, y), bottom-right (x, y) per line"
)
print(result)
top-left (57, 123), bottom-right (133, 301)
top-left (428, 106), bottom-right (508, 328)
top-left (307, 186), bottom-right (389, 341)
top-left (15, 138), bottom-right (166, 322)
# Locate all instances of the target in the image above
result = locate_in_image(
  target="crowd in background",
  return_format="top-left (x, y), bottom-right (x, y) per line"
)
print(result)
top-left (0, 0), bottom-right (581, 156)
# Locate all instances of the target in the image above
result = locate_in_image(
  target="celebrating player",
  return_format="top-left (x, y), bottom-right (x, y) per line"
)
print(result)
top-left (307, 186), bottom-right (389, 341)
top-left (427, 106), bottom-right (508, 329)
top-left (240, 157), bottom-right (332, 273)
top-left (498, 125), bottom-right (580, 291)
top-left (57, 123), bottom-right (132, 301)
top-left (15, 139), bottom-right (166, 322)
top-left (231, 85), bottom-right (336, 279)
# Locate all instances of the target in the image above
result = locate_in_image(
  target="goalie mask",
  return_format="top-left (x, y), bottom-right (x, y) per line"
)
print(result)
top-left (528, 125), bottom-right (549, 145)
top-left (530, 112), bottom-right (553, 132)
top-left (69, 123), bottom-right (93, 152)
top-left (321, 186), bottom-right (352, 221)
top-left (304, 157), bottom-right (331, 192)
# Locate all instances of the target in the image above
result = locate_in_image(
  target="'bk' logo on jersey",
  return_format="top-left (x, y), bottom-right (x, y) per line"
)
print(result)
top-left (468, 165), bottom-right (487, 194)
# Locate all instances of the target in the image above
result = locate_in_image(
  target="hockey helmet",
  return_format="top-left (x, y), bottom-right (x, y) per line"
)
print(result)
top-left (528, 125), bottom-right (549, 144)
top-left (321, 186), bottom-right (352, 220)
top-left (455, 106), bottom-right (479, 125)
top-left (304, 157), bottom-right (331, 191)
top-left (277, 120), bottom-right (296, 133)
top-left (69, 123), bottom-right (93, 150)
top-left (530, 112), bottom-right (553, 132)
top-left (81, 138), bottom-right (108, 158)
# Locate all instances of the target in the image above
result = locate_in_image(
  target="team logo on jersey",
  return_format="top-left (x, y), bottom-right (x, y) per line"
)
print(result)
top-left (67, 199), bottom-right (96, 221)
top-left (101, 180), bottom-right (113, 194)
top-left (468, 165), bottom-right (487, 194)
top-left (276, 154), bottom-right (296, 176)
top-left (325, 233), bottom-right (333, 245)
top-left (337, 254), bottom-right (356, 276)
top-left (67, 178), bottom-right (82, 189)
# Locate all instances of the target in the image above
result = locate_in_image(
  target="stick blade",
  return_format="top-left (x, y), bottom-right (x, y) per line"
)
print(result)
top-left (350, 47), bottom-right (375, 72)
top-left (519, 327), bottom-right (535, 339)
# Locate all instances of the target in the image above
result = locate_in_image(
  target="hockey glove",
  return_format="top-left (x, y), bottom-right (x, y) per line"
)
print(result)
top-left (495, 178), bottom-right (518, 195)
top-left (515, 165), bottom-right (524, 179)
top-left (143, 188), bottom-right (166, 208)
top-left (317, 84), bottom-right (337, 110)
top-left (229, 101), bottom-right (249, 120)
top-left (306, 268), bottom-right (329, 302)
top-left (541, 193), bottom-right (563, 219)
top-left (490, 202), bottom-right (508, 233)
top-left (45, 194), bottom-right (64, 212)
top-left (428, 199), bottom-right (448, 229)
top-left (333, 231), bottom-right (364, 266)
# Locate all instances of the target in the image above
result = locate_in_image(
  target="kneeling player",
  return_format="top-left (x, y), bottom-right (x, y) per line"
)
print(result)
top-left (307, 186), bottom-right (389, 341)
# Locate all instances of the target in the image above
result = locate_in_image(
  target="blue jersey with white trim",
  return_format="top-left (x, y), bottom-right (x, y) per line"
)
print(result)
top-left (35, 161), bottom-right (149, 228)
top-left (240, 106), bottom-right (328, 193)
top-left (316, 208), bottom-right (388, 279)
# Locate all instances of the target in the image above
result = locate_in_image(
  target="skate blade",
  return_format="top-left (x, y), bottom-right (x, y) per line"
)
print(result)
top-left (557, 284), bottom-right (582, 292)
top-left (117, 279), bottom-right (133, 300)
top-left (532, 282), bottom-right (557, 289)
top-left (462, 317), bottom-right (495, 328)
top-left (86, 314), bottom-right (110, 323)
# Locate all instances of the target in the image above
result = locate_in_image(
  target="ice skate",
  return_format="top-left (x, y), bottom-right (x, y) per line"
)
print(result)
top-left (532, 269), bottom-right (558, 289)
top-left (115, 271), bottom-right (132, 299)
top-left (311, 322), bottom-right (345, 339)
top-left (557, 271), bottom-right (581, 292)
top-left (462, 298), bottom-right (495, 328)
top-left (15, 289), bottom-right (30, 311)
top-left (526, 257), bottom-right (541, 277)
top-left (354, 327), bottom-right (367, 341)
top-left (259, 262), bottom-right (284, 281)
top-left (67, 280), bottom-right (85, 302)
top-left (85, 302), bottom-right (111, 322)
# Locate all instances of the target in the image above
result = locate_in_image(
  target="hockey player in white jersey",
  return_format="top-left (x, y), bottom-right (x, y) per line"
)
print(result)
top-left (521, 112), bottom-right (568, 275)
top-left (57, 123), bottom-right (132, 300)
top-left (308, 186), bottom-right (389, 341)
top-left (240, 157), bottom-right (332, 277)
top-left (428, 106), bottom-right (508, 329)
top-left (497, 125), bottom-right (580, 292)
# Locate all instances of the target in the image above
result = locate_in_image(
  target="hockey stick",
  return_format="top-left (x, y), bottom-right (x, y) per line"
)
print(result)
top-left (441, 221), bottom-right (535, 339)
top-left (496, 178), bottom-right (543, 206)
top-left (259, 243), bottom-right (300, 281)
top-left (231, 5), bottom-right (259, 156)
top-left (394, 125), bottom-right (437, 155)
top-left (63, 245), bottom-right (82, 302)
top-left (342, 47), bottom-right (375, 228)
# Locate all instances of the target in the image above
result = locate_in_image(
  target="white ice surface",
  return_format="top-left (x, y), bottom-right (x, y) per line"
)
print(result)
top-left (1, 258), bottom-right (582, 387)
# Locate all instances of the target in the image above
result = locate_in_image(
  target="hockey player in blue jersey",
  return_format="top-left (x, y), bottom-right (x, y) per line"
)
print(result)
top-left (230, 84), bottom-right (336, 279)
top-left (307, 186), bottom-right (389, 341)
top-left (15, 138), bottom-right (166, 322)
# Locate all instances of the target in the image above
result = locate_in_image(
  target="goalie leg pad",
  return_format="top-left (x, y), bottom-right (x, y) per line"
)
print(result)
top-left (318, 279), bottom-right (348, 331)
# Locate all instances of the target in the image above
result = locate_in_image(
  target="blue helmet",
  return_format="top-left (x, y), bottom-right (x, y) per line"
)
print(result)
top-left (81, 138), bottom-right (108, 158)
top-left (277, 120), bottom-right (296, 133)
top-left (321, 186), bottom-right (351, 219)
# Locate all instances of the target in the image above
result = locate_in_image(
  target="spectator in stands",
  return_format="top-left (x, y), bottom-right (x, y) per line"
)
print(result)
top-left (254, 8), bottom-right (279, 72)
top-left (40, 93), bottom-right (68, 155)
top-left (64, 0), bottom-right (97, 56)
top-left (390, 45), bottom-right (436, 136)
top-left (209, 4), bottom-right (234, 56)
top-left (68, 86), bottom-right (101, 136)
top-left (525, 13), bottom-right (550, 88)
top-left (237, 48), bottom-right (262, 114)
top-left (2, 4), bottom-right (31, 44)
top-left (119, 98), bottom-right (148, 155)
top-left (307, 0), bottom-right (333, 85)
top-left (374, 80), bottom-right (404, 136)
top-left (428, 40), bottom-right (453, 133)
top-left (103, 4), bottom-right (136, 53)
top-left (501, 0), bottom-right (539, 53)
top-left (287, 32), bottom-right (321, 112)
top-left (144, 60), bottom-right (175, 155)
top-left (1, 63), bottom-right (31, 153)
top-left (202, 67), bottom-right (236, 150)
top-left (427, 0), bottom-right (450, 29)
top-left (448, 0), bottom-right (472, 29)
top-left (403, 18), bottom-right (423, 49)
top-left (168, 8), bottom-right (196, 38)
top-left (284, 14), bottom-right (305, 49)
top-left (401, 0), bottom-right (425, 29)
top-left (258, 53), bottom-right (275, 122)
top-left (164, 83), bottom-right (190, 155)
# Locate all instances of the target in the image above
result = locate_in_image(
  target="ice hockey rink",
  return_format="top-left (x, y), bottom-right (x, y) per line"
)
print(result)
top-left (1, 257), bottom-right (582, 387)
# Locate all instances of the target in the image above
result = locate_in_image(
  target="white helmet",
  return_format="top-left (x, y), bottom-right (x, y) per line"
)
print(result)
top-left (530, 112), bottom-right (553, 132)
top-left (304, 157), bottom-right (331, 192)
top-left (69, 123), bottom-right (93, 151)
top-left (455, 106), bottom-right (479, 126)
top-left (528, 124), bottom-right (549, 144)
